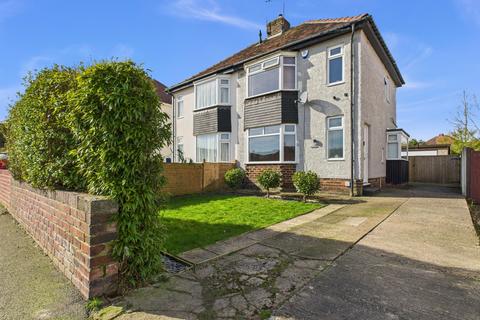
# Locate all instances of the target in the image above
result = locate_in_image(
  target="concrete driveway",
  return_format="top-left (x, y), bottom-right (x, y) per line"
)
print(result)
top-left (275, 184), bottom-right (480, 320)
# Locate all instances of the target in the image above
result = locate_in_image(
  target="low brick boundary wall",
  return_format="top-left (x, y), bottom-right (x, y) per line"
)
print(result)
top-left (0, 170), bottom-right (119, 299)
top-left (245, 164), bottom-right (296, 190)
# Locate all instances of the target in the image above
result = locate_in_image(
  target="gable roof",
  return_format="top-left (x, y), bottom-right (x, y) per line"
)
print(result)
top-left (425, 134), bottom-right (454, 146)
top-left (153, 79), bottom-right (172, 104)
top-left (169, 14), bottom-right (404, 92)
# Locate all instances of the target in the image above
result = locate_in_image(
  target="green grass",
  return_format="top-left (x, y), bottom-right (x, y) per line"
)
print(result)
top-left (160, 194), bottom-right (324, 254)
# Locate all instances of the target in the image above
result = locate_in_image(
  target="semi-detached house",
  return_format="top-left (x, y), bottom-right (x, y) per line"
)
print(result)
top-left (168, 13), bottom-right (409, 195)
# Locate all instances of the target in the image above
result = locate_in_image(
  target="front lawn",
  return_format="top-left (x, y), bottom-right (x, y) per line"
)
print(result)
top-left (160, 194), bottom-right (324, 254)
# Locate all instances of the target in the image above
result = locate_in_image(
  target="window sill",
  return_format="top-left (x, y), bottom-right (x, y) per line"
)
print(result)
top-left (327, 158), bottom-right (345, 161)
top-left (245, 161), bottom-right (298, 165)
top-left (327, 81), bottom-right (345, 87)
top-left (245, 89), bottom-right (298, 100)
top-left (193, 104), bottom-right (231, 112)
top-left (177, 116), bottom-right (184, 119)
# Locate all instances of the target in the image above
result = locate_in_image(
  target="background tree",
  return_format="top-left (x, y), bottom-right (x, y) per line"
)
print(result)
top-left (449, 91), bottom-right (480, 154)
top-left (0, 122), bottom-right (6, 150)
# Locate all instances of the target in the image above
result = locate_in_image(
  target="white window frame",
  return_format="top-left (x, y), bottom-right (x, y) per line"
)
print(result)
top-left (327, 116), bottom-right (345, 161)
top-left (246, 124), bottom-right (297, 164)
top-left (195, 132), bottom-right (231, 163)
top-left (194, 76), bottom-right (231, 111)
top-left (176, 96), bottom-right (184, 118)
top-left (386, 132), bottom-right (409, 160)
top-left (176, 136), bottom-right (184, 162)
top-left (327, 45), bottom-right (345, 86)
top-left (245, 54), bottom-right (297, 99)
top-left (384, 77), bottom-right (391, 104)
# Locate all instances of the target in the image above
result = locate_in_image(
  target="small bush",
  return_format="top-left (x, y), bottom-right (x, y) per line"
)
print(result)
top-left (257, 169), bottom-right (281, 197)
top-left (224, 168), bottom-right (245, 189)
top-left (293, 171), bottom-right (320, 202)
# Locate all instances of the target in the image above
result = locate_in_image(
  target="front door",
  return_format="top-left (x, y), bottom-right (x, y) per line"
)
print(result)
top-left (363, 125), bottom-right (369, 184)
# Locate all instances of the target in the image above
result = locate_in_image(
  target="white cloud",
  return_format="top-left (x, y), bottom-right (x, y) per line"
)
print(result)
top-left (167, 0), bottom-right (262, 30)
top-left (456, 0), bottom-right (480, 26)
top-left (111, 44), bottom-right (134, 59)
top-left (403, 45), bottom-right (433, 71)
top-left (0, 0), bottom-right (22, 23)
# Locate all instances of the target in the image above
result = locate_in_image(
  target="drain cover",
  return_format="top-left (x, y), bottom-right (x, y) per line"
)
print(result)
top-left (162, 253), bottom-right (192, 273)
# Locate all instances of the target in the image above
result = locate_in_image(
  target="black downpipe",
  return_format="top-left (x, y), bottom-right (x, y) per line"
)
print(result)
top-left (350, 23), bottom-right (356, 196)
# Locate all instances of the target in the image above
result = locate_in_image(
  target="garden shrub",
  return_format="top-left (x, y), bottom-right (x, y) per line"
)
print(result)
top-left (224, 168), bottom-right (245, 189)
top-left (69, 61), bottom-right (171, 287)
top-left (292, 171), bottom-right (320, 202)
top-left (257, 169), bottom-right (281, 197)
top-left (7, 66), bottom-right (83, 190)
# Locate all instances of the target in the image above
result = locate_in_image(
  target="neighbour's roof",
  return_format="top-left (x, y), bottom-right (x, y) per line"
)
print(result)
top-left (407, 144), bottom-right (451, 150)
top-left (153, 80), bottom-right (172, 104)
top-left (425, 134), bottom-right (454, 146)
top-left (169, 13), bottom-right (404, 92)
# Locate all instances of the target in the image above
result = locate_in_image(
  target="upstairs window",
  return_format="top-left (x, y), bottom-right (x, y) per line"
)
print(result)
top-left (328, 45), bottom-right (344, 85)
top-left (195, 77), bottom-right (230, 110)
top-left (247, 55), bottom-right (296, 98)
top-left (176, 96), bottom-right (184, 118)
top-left (384, 77), bottom-right (391, 103)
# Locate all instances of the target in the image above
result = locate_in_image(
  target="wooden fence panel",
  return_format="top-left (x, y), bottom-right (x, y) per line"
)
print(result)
top-left (409, 155), bottom-right (461, 184)
top-left (162, 162), bottom-right (236, 196)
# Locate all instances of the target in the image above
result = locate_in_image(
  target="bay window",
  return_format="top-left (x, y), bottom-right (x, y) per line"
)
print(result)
top-left (196, 133), bottom-right (230, 162)
top-left (195, 77), bottom-right (230, 110)
top-left (328, 45), bottom-right (344, 85)
top-left (327, 116), bottom-right (344, 159)
top-left (247, 55), bottom-right (297, 98)
top-left (248, 124), bottom-right (296, 163)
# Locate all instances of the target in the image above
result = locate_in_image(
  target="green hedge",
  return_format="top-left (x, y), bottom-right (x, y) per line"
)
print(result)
top-left (6, 61), bottom-right (171, 288)
top-left (7, 65), bottom-right (82, 189)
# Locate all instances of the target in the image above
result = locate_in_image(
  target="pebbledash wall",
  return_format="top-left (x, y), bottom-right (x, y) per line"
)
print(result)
top-left (0, 169), bottom-right (119, 299)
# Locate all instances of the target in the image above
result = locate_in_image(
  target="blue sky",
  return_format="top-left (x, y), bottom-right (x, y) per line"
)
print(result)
top-left (1, 0), bottom-right (479, 140)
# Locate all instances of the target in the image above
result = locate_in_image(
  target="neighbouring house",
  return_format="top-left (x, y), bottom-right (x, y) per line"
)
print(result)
top-left (402, 134), bottom-right (453, 157)
top-left (168, 13), bottom-right (409, 194)
top-left (153, 79), bottom-right (174, 161)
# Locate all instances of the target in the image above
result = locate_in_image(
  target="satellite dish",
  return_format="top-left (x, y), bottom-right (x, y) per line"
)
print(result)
top-left (301, 49), bottom-right (309, 59)
top-left (298, 91), bottom-right (308, 104)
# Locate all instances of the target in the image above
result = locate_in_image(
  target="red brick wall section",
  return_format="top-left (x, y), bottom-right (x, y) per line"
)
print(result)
top-left (0, 169), bottom-right (119, 299)
top-left (245, 164), bottom-right (296, 190)
top-left (0, 169), bottom-right (11, 209)
top-left (319, 178), bottom-right (363, 196)
top-left (368, 177), bottom-right (386, 189)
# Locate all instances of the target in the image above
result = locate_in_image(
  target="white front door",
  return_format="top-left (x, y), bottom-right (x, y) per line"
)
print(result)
top-left (363, 125), bottom-right (369, 184)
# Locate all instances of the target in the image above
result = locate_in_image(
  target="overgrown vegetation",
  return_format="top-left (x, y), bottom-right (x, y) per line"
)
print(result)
top-left (6, 61), bottom-right (171, 288)
top-left (224, 168), bottom-right (245, 189)
top-left (467, 200), bottom-right (480, 240)
top-left (292, 171), bottom-right (320, 202)
top-left (257, 169), bottom-right (281, 197)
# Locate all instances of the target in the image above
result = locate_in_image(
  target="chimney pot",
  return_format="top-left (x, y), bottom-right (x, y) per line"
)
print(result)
top-left (266, 14), bottom-right (290, 38)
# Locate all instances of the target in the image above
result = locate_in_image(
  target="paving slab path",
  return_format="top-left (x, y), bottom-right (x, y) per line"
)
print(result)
top-left (275, 184), bottom-right (480, 320)
top-left (106, 196), bottom-right (407, 319)
top-left (0, 211), bottom-right (86, 320)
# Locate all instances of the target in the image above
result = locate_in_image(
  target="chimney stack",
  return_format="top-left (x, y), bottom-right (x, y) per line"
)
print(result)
top-left (266, 14), bottom-right (290, 38)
